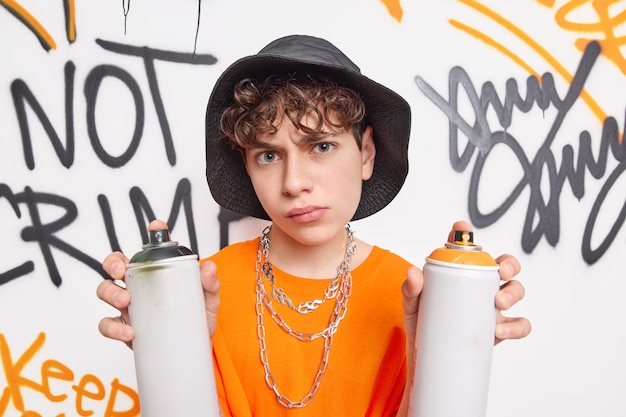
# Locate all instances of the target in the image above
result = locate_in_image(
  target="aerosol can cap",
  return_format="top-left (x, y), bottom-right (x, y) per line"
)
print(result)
top-left (128, 229), bottom-right (195, 263)
top-left (427, 231), bottom-right (497, 267)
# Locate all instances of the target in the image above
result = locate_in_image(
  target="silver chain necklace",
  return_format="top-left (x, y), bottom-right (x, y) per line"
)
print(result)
top-left (261, 226), bottom-right (354, 314)
top-left (255, 224), bottom-right (355, 408)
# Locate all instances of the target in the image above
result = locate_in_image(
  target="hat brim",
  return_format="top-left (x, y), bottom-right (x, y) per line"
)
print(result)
top-left (206, 52), bottom-right (411, 221)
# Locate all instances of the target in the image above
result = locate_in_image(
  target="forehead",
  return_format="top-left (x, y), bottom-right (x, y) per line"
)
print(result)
top-left (255, 115), bottom-right (346, 145)
top-left (274, 109), bottom-right (346, 132)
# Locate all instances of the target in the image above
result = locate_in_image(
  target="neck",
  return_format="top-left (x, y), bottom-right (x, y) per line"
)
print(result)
top-left (264, 225), bottom-right (352, 279)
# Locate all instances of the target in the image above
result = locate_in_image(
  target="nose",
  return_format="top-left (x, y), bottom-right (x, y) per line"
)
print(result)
top-left (281, 154), bottom-right (313, 197)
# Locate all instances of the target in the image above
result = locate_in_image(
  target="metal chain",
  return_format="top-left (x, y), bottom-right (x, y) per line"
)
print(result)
top-left (260, 225), bottom-right (355, 314)
top-left (255, 225), bottom-right (355, 407)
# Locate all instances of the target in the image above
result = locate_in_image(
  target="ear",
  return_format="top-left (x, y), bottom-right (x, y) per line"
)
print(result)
top-left (361, 125), bottom-right (376, 181)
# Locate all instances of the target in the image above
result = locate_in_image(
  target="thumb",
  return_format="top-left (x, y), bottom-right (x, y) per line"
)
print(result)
top-left (401, 266), bottom-right (423, 339)
top-left (200, 259), bottom-right (220, 337)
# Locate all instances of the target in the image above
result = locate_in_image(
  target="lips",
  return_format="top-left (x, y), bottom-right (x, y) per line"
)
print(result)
top-left (286, 206), bottom-right (327, 223)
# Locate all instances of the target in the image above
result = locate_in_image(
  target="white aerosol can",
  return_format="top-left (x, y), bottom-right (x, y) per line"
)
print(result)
top-left (125, 229), bottom-right (220, 417)
top-left (410, 231), bottom-right (500, 417)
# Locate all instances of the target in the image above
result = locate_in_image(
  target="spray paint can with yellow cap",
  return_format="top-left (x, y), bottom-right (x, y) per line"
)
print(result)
top-left (409, 230), bottom-right (500, 417)
top-left (125, 229), bottom-right (220, 417)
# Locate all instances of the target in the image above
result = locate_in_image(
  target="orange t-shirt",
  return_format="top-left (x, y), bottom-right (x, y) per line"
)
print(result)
top-left (205, 238), bottom-right (412, 417)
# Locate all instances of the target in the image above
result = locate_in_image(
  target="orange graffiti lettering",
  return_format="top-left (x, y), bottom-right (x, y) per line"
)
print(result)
top-left (64, 0), bottom-right (77, 42)
top-left (0, 332), bottom-right (139, 416)
top-left (452, 0), bottom-right (609, 130)
top-left (0, 386), bottom-right (10, 415)
top-left (103, 379), bottom-right (140, 417)
top-left (0, 331), bottom-right (46, 411)
top-left (73, 373), bottom-right (106, 416)
top-left (379, 0), bottom-right (404, 22)
top-left (42, 359), bottom-right (74, 402)
top-left (554, 0), bottom-right (626, 75)
top-left (0, 0), bottom-right (77, 51)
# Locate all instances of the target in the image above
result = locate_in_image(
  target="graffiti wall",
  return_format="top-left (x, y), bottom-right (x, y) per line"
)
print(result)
top-left (1, 0), bottom-right (624, 415)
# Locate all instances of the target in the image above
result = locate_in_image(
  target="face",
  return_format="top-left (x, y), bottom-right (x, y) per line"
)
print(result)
top-left (244, 114), bottom-right (375, 247)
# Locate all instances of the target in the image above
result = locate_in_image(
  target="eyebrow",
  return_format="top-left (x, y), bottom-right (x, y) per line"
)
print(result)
top-left (250, 131), bottom-right (338, 149)
top-left (298, 132), bottom-right (337, 144)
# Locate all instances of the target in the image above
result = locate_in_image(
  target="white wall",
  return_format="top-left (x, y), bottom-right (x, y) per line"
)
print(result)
top-left (0, 0), bottom-right (624, 415)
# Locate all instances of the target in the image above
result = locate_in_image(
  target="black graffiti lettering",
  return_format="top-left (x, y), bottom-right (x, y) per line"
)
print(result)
top-left (583, 163), bottom-right (626, 264)
top-left (128, 186), bottom-right (157, 243)
top-left (11, 61), bottom-right (76, 170)
top-left (0, 259), bottom-right (35, 287)
top-left (416, 41), bottom-right (625, 264)
top-left (9, 40), bottom-right (217, 171)
top-left (18, 186), bottom-right (107, 286)
top-left (567, 115), bottom-right (626, 263)
top-left (217, 208), bottom-right (247, 249)
top-left (97, 194), bottom-right (122, 253)
top-left (0, 178), bottom-right (202, 286)
top-left (469, 132), bottom-right (563, 250)
top-left (95, 39), bottom-right (218, 166)
top-left (470, 110), bottom-right (625, 261)
top-left (85, 64), bottom-right (144, 168)
top-left (128, 178), bottom-right (199, 254)
top-left (467, 131), bottom-right (529, 228)
top-left (2, 39), bottom-right (221, 286)
top-left (0, 184), bottom-right (34, 285)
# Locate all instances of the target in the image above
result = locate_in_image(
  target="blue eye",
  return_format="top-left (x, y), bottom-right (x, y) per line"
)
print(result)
top-left (257, 151), bottom-right (277, 164)
top-left (314, 143), bottom-right (335, 153)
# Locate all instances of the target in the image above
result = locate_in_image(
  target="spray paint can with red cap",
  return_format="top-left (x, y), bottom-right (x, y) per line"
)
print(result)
top-left (410, 230), bottom-right (500, 417)
top-left (125, 229), bottom-right (220, 417)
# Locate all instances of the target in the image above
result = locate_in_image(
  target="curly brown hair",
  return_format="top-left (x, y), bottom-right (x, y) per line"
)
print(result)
top-left (219, 74), bottom-right (367, 151)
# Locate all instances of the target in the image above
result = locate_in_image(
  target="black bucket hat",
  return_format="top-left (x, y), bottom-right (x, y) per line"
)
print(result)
top-left (205, 34), bottom-right (411, 221)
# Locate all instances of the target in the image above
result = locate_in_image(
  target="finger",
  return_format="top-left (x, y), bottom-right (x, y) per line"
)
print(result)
top-left (401, 266), bottom-right (423, 313)
top-left (495, 254), bottom-right (521, 281)
top-left (148, 219), bottom-right (169, 231)
top-left (401, 266), bottom-right (423, 338)
top-left (200, 260), bottom-right (221, 337)
top-left (98, 315), bottom-right (134, 343)
top-left (102, 251), bottom-right (129, 281)
top-left (96, 278), bottom-right (131, 310)
top-left (495, 279), bottom-right (526, 310)
top-left (495, 315), bottom-right (532, 343)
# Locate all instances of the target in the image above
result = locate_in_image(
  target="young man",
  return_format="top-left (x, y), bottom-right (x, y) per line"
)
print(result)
top-left (97, 35), bottom-right (530, 416)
